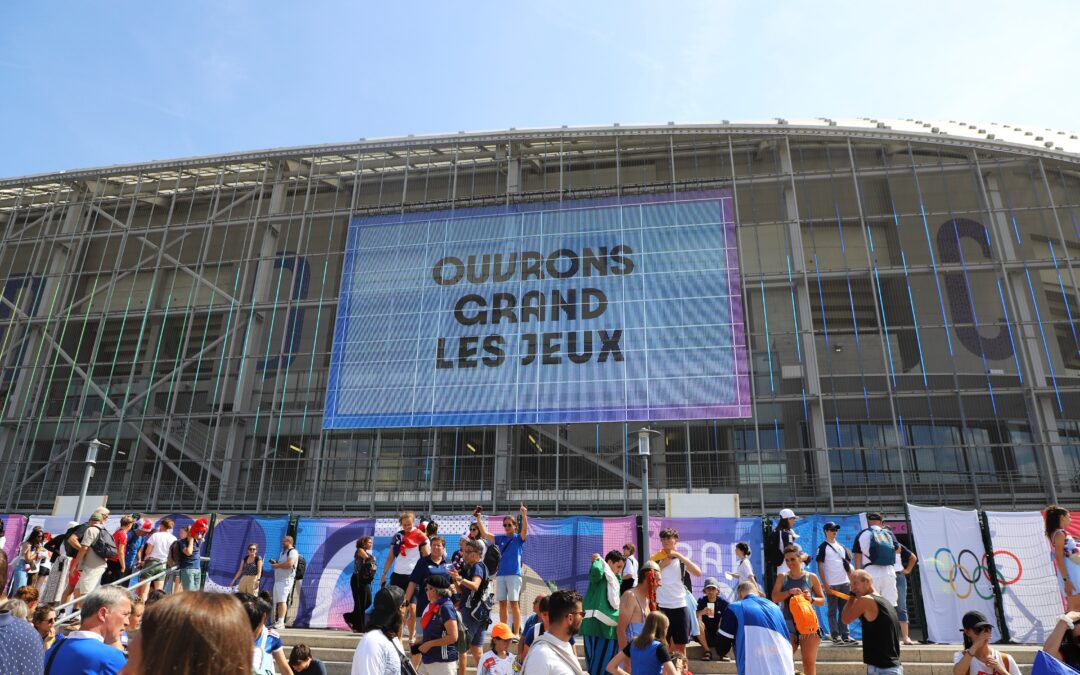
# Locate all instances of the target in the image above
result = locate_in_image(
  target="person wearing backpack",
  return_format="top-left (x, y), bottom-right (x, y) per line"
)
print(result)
top-left (852, 513), bottom-right (898, 607)
top-left (270, 535), bottom-right (300, 630)
top-left (344, 536), bottom-right (376, 633)
top-left (450, 538), bottom-right (490, 675)
top-left (70, 511), bottom-right (114, 604)
top-left (475, 503), bottom-right (529, 636)
top-left (771, 545), bottom-right (825, 675)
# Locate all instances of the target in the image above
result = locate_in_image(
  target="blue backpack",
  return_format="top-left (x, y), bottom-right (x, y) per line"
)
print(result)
top-left (862, 526), bottom-right (896, 566)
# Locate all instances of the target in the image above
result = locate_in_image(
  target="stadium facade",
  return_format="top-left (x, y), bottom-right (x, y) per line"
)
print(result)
top-left (2, 118), bottom-right (1080, 518)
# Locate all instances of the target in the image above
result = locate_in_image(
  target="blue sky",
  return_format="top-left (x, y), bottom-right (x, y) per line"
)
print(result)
top-left (2, 1), bottom-right (1077, 179)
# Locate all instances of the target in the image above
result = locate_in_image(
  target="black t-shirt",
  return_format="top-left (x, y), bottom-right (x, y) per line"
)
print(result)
top-left (696, 596), bottom-right (728, 637)
top-left (861, 596), bottom-right (901, 668)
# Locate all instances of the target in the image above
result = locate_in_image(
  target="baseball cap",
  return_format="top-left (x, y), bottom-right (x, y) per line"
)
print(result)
top-left (867, 512), bottom-right (884, 522)
top-left (703, 577), bottom-right (721, 590)
top-left (426, 575), bottom-right (451, 590)
top-left (823, 522), bottom-right (840, 531)
top-left (89, 512), bottom-right (105, 523)
top-left (491, 623), bottom-right (517, 640)
top-left (137, 518), bottom-right (153, 531)
top-left (961, 611), bottom-right (993, 631)
top-left (779, 508), bottom-right (797, 520)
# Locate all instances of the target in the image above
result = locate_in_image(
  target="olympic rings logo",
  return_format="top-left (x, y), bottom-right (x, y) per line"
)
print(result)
top-left (931, 548), bottom-right (1023, 600)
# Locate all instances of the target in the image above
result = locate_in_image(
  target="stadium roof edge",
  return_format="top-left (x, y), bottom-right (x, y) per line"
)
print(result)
top-left (3, 118), bottom-right (1079, 187)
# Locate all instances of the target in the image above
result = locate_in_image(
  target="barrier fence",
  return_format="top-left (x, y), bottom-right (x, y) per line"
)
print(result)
top-left (1, 505), bottom-right (1070, 643)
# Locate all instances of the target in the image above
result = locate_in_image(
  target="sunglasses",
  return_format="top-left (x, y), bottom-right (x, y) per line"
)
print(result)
top-left (503, 523), bottom-right (515, 528)
top-left (973, 626), bottom-right (992, 633)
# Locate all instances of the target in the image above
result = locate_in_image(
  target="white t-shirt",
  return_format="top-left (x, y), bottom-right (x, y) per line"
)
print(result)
top-left (391, 528), bottom-right (428, 576)
top-left (275, 548), bottom-right (299, 583)
top-left (623, 555), bottom-right (638, 584)
top-left (351, 628), bottom-right (403, 675)
top-left (144, 531), bottom-right (177, 562)
top-left (952, 649), bottom-right (1021, 675)
top-left (856, 527), bottom-right (896, 571)
top-left (478, 650), bottom-right (515, 675)
top-left (819, 542), bottom-right (850, 587)
top-left (656, 555), bottom-right (685, 609)
top-left (736, 557), bottom-right (755, 582)
top-left (521, 635), bottom-right (579, 675)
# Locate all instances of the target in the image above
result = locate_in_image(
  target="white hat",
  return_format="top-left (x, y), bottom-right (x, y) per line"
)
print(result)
top-left (779, 508), bottom-right (797, 520)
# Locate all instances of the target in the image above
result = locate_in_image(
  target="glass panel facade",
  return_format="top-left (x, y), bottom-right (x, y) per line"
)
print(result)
top-left (0, 128), bottom-right (1077, 515)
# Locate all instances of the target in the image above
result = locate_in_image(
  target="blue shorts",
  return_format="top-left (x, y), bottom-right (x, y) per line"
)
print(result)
top-left (461, 609), bottom-right (487, 647)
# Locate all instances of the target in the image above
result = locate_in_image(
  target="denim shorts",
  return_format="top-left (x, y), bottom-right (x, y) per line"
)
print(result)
top-left (866, 665), bottom-right (903, 675)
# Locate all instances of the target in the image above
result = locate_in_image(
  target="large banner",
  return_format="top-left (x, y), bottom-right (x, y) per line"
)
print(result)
top-left (909, 504), bottom-right (997, 643)
top-left (1, 514), bottom-right (28, 588)
top-left (205, 514), bottom-right (290, 595)
top-left (324, 191), bottom-right (750, 428)
top-left (648, 517), bottom-right (765, 599)
top-left (985, 510), bottom-right (1061, 643)
top-left (775, 513), bottom-right (867, 637)
top-left (293, 518), bottom-right (376, 629)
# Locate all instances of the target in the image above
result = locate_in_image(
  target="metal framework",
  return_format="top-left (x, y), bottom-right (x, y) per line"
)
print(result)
top-left (1, 120), bottom-right (1080, 518)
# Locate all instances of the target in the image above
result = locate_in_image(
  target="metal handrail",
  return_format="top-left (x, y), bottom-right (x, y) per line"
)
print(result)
top-left (53, 565), bottom-right (179, 626)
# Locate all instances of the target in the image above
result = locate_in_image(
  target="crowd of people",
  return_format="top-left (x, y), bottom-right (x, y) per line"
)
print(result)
top-left (0, 503), bottom-right (1079, 674)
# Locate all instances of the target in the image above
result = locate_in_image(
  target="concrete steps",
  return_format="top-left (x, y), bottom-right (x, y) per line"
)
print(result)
top-left (277, 629), bottom-right (1041, 675)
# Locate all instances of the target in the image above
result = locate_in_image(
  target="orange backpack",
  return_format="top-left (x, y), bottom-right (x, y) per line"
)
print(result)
top-left (788, 583), bottom-right (820, 635)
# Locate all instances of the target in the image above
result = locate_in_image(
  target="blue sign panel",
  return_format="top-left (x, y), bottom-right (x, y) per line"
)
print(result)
top-left (323, 190), bottom-right (749, 429)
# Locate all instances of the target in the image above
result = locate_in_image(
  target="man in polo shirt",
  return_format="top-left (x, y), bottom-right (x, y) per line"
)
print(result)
top-left (71, 511), bottom-right (110, 604)
top-left (477, 502), bottom-right (529, 635)
top-left (44, 586), bottom-right (130, 675)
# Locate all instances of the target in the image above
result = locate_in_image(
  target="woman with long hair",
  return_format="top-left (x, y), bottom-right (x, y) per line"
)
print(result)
top-left (345, 535), bottom-right (376, 633)
top-left (119, 592), bottom-right (253, 675)
top-left (772, 545), bottom-right (825, 675)
top-left (229, 543), bottom-right (263, 595)
top-left (1047, 506), bottom-right (1080, 611)
top-left (11, 527), bottom-right (43, 591)
top-left (605, 611), bottom-right (677, 675)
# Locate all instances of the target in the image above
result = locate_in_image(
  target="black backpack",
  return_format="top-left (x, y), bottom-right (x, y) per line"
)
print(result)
top-left (89, 527), bottom-right (118, 560)
top-left (356, 557), bottom-right (377, 584)
top-left (483, 541), bottom-right (503, 575)
top-left (293, 549), bottom-right (307, 581)
top-left (62, 523), bottom-right (89, 558)
top-left (764, 526), bottom-right (782, 569)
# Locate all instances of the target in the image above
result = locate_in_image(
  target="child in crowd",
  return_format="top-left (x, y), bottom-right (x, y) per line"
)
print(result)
top-left (478, 623), bottom-right (517, 675)
top-left (694, 578), bottom-right (730, 662)
top-left (734, 542), bottom-right (756, 584)
top-left (288, 643), bottom-right (328, 674)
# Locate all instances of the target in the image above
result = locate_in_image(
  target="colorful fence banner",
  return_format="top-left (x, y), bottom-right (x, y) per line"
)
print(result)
top-left (985, 510), bottom-right (1061, 643)
top-left (648, 517), bottom-right (765, 599)
top-left (205, 514), bottom-right (290, 596)
top-left (909, 504), bottom-right (996, 643)
top-left (293, 518), bottom-right (376, 629)
top-left (1, 514), bottom-right (28, 588)
top-left (775, 513), bottom-right (867, 638)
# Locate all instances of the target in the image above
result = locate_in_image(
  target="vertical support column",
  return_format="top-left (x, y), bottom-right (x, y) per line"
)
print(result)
top-left (779, 138), bottom-right (834, 509)
top-left (976, 166), bottom-right (1063, 501)
top-left (218, 164), bottom-right (287, 503)
top-left (493, 425), bottom-right (512, 507)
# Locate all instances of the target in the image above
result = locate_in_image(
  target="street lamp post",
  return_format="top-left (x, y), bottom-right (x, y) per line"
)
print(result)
top-left (74, 438), bottom-right (108, 522)
top-left (637, 428), bottom-right (662, 561)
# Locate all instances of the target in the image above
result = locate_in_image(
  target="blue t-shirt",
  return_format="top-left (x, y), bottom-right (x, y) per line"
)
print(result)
top-left (622, 640), bottom-right (670, 675)
top-left (179, 537), bottom-right (201, 569)
top-left (420, 599), bottom-right (459, 664)
top-left (125, 533), bottom-right (147, 570)
top-left (458, 561), bottom-right (488, 609)
top-left (410, 556), bottom-right (454, 618)
top-left (44, 635), bottom-right (126, 675)
top-left (494, 533), bottom-right (524, 576)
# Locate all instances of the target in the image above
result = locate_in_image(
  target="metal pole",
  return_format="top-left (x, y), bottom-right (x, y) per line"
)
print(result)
top-left (638, 428), bottom-right (660, 561)
top-left (74, 439), bottom-right (105, 522)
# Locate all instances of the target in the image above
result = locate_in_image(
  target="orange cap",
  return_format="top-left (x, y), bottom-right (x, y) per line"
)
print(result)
top-left (490, 623), bottom-right (517, 640)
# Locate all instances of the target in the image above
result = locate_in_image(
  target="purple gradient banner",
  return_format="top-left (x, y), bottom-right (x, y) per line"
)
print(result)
top-left (205, 514), bottom-right (290, 596)
top-left (649, 517), bottom-right (764, 599)
top-left (1, 514), bottom-right (27, 588)
top-left (325, 190), bottom-right (749, 429)
top-left (293, 518), bottom-right (376, 629)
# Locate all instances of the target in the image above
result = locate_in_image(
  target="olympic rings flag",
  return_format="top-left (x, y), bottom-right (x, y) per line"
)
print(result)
top-left (908, 504), bottom-right (997, 643)
top-left (985, 510), bottom-right (1061, 643)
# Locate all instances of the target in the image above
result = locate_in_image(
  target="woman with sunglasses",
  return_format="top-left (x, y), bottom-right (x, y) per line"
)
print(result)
top-left (31, 602), bottom-right (60, 650)
top-left (231, 543), bottom-right (263, 595)
top-left (952, 611), bottom-right (1020, 675)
